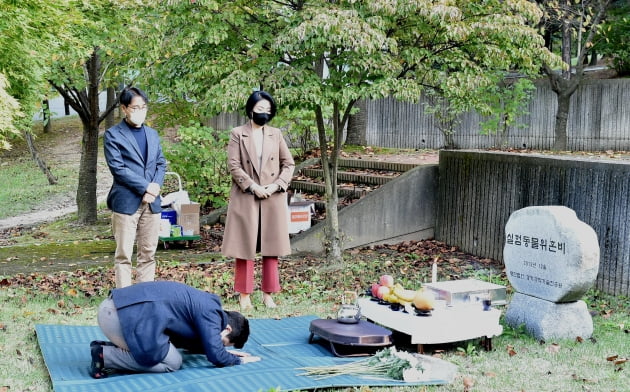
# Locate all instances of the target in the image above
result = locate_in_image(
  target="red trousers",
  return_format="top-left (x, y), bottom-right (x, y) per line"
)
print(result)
top-left (234, 257), bottom-right (280, 294)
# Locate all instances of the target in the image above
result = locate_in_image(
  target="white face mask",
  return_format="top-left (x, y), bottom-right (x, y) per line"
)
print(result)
top-left (127, 109), bottom-right (147, 126)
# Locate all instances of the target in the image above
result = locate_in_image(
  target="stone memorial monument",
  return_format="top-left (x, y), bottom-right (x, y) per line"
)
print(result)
top-left (504, 206), bottom-right (600, 340)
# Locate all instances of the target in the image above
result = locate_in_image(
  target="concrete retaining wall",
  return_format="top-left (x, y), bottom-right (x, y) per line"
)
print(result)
top-left (436, 150), bottom-right (630, 296)
top-left (290, 164), bottom-right (438, 253)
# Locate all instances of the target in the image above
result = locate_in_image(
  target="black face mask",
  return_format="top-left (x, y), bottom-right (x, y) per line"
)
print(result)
top-left (252, 112), bottom-right (270, 126)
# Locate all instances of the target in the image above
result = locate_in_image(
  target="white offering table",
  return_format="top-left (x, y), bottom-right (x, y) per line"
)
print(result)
top-left (357, 297), bottom-right (503, 352)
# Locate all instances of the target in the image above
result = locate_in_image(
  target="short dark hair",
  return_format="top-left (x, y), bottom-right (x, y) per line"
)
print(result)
top-left (245, 90), bottom-right (277, 121)
top-left (225, 310), bottom-right (250, 349)
top-left (119, 87), bottom-right (148, 106)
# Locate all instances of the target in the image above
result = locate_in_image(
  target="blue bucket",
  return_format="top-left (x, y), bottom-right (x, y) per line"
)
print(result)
top-left (161, 208), bottom-right (177, 225)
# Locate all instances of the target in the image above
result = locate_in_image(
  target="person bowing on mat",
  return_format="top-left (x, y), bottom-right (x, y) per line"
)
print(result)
top-left (89, 281), bottom-right (260, 378)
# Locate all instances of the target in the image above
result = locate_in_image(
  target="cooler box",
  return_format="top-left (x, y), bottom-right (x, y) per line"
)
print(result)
top-left (161, 208), bottom-right (177, 225)
top-left (288, 201), bottom-right (314, 234)
top-left (177, 202), bottom-right (200, 236)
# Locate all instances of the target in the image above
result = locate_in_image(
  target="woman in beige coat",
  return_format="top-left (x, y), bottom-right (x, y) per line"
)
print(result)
top-left (221, 91), bottom-right (295, 310)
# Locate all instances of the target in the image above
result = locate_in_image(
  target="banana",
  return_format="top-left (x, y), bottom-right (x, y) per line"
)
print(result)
top-left (384, 292), bottom-right (399, 304)
top-left (392, 285), bottom-right (416, 302)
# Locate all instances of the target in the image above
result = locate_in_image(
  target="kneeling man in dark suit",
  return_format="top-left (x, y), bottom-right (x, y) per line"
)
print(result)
top-left (90, 281), bottom-right (260, 378)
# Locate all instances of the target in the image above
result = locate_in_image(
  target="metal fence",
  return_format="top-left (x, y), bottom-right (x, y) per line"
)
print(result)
top-left (366, 78), bottom-right (630, 151)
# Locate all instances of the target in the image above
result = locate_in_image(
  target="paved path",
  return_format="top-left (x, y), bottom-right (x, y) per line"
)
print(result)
top-left (33, 92), bottom-right (109, 120)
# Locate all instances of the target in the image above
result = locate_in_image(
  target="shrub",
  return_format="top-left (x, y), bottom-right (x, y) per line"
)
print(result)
top-left (598, 5), bottom-right (630, 76)
top-left (164, 123), bottom-right (231, 209)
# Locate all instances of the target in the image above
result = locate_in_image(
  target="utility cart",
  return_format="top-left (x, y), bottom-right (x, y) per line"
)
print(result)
top-left (158, 172), bottom-right (201, 249)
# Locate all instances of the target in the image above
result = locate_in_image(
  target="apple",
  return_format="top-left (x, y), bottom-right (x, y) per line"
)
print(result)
top-left (379, 274), bottom-right (394, 288)
top-left (371, 283), bottom-right (381, 297)
top-left (376, 285), bottom-right (390, 299)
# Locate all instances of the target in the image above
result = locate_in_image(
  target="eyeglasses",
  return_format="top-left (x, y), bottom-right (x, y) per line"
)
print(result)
top-left (127, 105), bottom-right (148, 112)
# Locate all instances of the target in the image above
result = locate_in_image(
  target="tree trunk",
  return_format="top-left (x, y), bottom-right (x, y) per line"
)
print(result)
top-left (589, 49), bottom-right (598, 66)
top-left (64, 100), bottom-right (70, 116)
top-left (346, 99), bottom-right (367, 146)
top-left (43, 100), bottom-right (52, 133)
top-left (316, 105), bottom-right (342, 263)
top-left (76, 121), bottom-right (99, 224)
top-left (75, 49), bottom-right (103, 224)
top-left (50, 47), bottom-right (119, 225)
top-left (24, 131), bottom-right (57, 185)
top-left (553, 92), bottom-right (571, 151)
top-left (105, 86), bottom-right (116, 129)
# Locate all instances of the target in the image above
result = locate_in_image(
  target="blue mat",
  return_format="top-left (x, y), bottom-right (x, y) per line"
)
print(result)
top-left (36, 316), bottom-right (456, 392)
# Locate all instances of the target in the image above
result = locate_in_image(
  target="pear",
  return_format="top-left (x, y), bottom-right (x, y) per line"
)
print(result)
top-left (413, 288), bottom-right (435, 311)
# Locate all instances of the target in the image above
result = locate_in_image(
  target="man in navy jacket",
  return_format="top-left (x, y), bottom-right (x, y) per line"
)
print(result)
top-left (104, 87), bottom-right (167, 288)
top-left (90, 281), bottom-right (259, 378)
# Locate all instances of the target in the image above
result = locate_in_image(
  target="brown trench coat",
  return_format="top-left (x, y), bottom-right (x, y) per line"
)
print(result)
top-left (221, 123), bottom-right (295, 260)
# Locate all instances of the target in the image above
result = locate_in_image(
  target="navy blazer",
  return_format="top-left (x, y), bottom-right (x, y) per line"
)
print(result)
top-left (111, 281), bottom-right (241, 367)
top-left (104, 120), bottom-right (167, 215)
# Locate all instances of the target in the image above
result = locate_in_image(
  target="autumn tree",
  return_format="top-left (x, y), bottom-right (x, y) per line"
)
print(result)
top-left (0, 74), bottom-right (21, 150)
top-left (142, 0), bottom-right (559, 262)
top-left (538, 0), bottom-right (611, 151)
top-left (0, 0), bottom-right (79, 178)
top-left (47, 1), bottom-right (155, 224)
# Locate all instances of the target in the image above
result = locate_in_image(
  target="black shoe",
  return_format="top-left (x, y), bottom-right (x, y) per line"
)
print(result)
top-left (89, 341), bottom-right (108, 379)
top-left (91, 340), bottom-right (116, 347)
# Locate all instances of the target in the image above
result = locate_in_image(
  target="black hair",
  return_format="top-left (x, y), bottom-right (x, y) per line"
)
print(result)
top-left (245, 90), bottom-right (277, 121)
top-left (119, 87), bottom-right (148, 106)
top-left (225, 310), bottom-right (250, 349)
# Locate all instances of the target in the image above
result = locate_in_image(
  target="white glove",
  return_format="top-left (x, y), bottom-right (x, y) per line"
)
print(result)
top-left (142, 193), bottom-right (156, 204)
top-left (240, 356), bottom-right (261, 364)
top-left (264, 184), bottom-right (280, 194)
top-left (146, 182), bottom-right (160, 197)
top-left (249, 183), bottom-right (270, 199)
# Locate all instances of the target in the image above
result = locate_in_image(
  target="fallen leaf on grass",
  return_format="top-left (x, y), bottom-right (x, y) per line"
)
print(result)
top-left (607, 355), bottom-right (628, 365)
top-left (66, 288), bottom-right (78, 297)
top-left (463, 376), bottom-right (474, 391)
top-left (483, 371), bottom-right (497, 377)
top-left (506, 345), bottom-right (517, 356)
top-left (545, 343), bottom-right (561, 354)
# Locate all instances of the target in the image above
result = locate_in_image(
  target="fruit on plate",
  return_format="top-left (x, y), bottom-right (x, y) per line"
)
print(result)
top-left (392, 283), bottom-right (416, 302)
top-left (376, 285), bottom-right (390, 299)
top-left (413, 288), bottom-right (436, 311)
top-left (371, 283), bottom-right (381, 297)
top-left (379, 274), bottom-right (394, 288)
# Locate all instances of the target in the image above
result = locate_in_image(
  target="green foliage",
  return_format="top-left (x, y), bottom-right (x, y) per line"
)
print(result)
top-left (138, 1), bottom-right (561, 260)
top-left (456, 341), bottom-right (480, 357)
top-left (479, 78), bottom-right (537, 136)
top-left (276, 108), bottom-right (331, 158)
top-left (164, 123), bottom-right (231, 209)
top-left (598, 3), bottom-right (630, 76)
top-left (0, 0), bottom-right (80, 147)
top-left (0, 74), bottom-right (22, 149)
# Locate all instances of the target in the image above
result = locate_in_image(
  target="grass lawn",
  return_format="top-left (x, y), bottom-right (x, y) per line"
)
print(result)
top-left (1, 224), bottom-right (628, 392)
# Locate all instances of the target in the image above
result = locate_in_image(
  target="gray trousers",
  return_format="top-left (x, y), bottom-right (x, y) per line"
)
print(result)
top-left (97, 298), bottom-right (183, 373)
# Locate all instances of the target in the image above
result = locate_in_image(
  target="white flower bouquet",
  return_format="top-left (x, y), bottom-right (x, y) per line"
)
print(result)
top-left (298, 346), bottom-right (431, 382)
